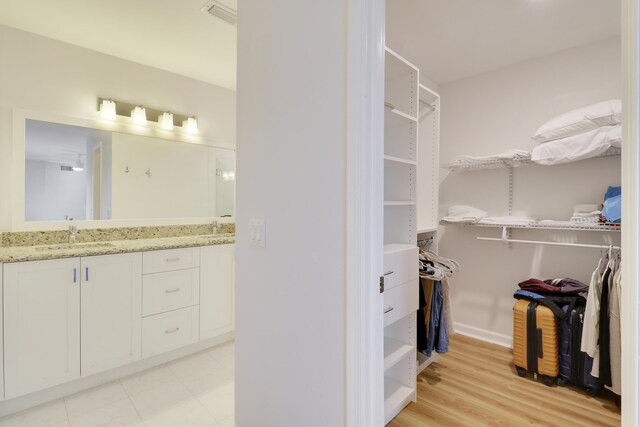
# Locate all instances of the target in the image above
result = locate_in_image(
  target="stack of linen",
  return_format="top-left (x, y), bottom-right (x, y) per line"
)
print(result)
top-left (570, 204), bottom-right (602, 224)
top-left (531, 100), bottom-right (622, 166)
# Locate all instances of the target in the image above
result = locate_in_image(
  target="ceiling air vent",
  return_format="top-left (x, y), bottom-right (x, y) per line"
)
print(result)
top-left (201, 1), bottom-right (237, 26)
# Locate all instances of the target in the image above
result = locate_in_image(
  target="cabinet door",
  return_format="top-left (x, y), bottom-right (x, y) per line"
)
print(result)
top-left (200, 244), bottom-right (234, 340)
top-left (81, 253), bottom-right (142, 376)
top-left (4, 258), bottom-right (81, 398)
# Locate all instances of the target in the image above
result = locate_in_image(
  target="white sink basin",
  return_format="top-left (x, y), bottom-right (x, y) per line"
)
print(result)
top-left (35, 242), bottom-right (115, 252)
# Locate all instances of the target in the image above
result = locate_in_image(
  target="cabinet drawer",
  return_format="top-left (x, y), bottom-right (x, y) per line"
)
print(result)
top-left (143, 248), bottom-right (200, 274)
top-left (383, 279), bottom-right (418, 327)
top-left (142, 306), bottom-right (200, 358)
top-left (383, 246), bottom-right (418, 291)
top-left (142, 268), bottom-right (200, 316)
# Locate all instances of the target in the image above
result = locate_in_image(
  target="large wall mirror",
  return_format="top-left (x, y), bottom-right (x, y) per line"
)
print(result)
top-left (23, 118), bottom-right (235, 223)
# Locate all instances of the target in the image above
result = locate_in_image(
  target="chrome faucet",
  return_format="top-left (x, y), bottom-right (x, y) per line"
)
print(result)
top-left (69, 225), bottom-right (77, 243)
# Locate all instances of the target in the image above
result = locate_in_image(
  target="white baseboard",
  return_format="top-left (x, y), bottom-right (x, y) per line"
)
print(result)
top-left (0, 331), bottom-right (234, 417)
top-left (453, 322), bottom-right (512, 349)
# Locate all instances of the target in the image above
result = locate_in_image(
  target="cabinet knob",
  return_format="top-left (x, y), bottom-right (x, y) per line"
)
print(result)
top-left (166, 257), bottom-right (180, 262)
top-left (165, 288), bottom-right (181, 294)
top-left (165, 327), bottom-right (180, 334)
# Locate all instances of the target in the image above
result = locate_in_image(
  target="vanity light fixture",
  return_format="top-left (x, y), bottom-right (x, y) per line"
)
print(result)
top-left (183, 117), bottom-right (198, 135)
top-left (100, 99), bottom-right (117, 120)
top-left (131, 106), bottom-right (147, 125)
top-left (97, 97), bottom-right (198, 134)
top-left (159, 112), bottom-right (174, 130)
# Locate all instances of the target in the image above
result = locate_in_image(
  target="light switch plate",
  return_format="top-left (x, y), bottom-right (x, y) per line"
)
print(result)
top-left (250, 219), bottom-right (266, 247)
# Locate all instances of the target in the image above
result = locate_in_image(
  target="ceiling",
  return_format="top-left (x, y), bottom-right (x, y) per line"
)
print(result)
top-left (0, 1), bottom-right (620, 91)
top-left (0, 0), bottom-right (237, 90)
top-left (386, 0), bottom-right (621, 85)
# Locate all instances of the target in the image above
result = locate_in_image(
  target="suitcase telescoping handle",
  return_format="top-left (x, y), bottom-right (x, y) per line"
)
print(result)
top-left (536, 328), bottom-right (544, 358)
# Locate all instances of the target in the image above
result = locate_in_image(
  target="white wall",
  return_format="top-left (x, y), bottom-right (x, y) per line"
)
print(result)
top-left (438, 37), bottom-right (622, 346)
top-left (0, 24), bottom-right (236, 231)
top-left (25, 160), bottom-right (87, 221)
top-left (235, 0), bottom-right (347, 426)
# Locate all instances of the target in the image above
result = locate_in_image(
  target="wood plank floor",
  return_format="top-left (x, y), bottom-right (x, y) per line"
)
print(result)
top-left (389, 334), bottom-right (621, 427)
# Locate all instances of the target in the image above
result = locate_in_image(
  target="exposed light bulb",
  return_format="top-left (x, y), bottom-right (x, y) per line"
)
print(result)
top-left (100, 99), bottom-right (117, 120)
top-left (131, 106), bottom-right (147, 125)
top-left (183, 117), bottom-right (198, 135)
top-left (158, 112), bottom-right (174, 130)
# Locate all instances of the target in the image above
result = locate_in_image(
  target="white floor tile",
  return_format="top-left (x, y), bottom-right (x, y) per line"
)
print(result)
top-left (120, 365), bottom-right (177, 395)
top-left (127, 379), bottom-right (194, 420)
top-left (197, 391), bottom-right (235, 422)
top-left (67, 399), bottom-right (143, 427)
top-left (168, 352), bottom-right (227, 379)
top-left (141, 400), bottom-right (218, 427)
top-left (65, 382), bottom-right (129, 418)
top-left (178, 366), bottom-right (234, 397)
top-left (0, 399), bottom-right (68, 427)
top-left (217, 417), bottom-right (235, 427)
top-left (206, 343), bottom-right (234, 373)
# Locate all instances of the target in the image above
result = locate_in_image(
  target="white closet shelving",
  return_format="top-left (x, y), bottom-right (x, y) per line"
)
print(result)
top-left (383, 47), bottom-right (419, 425)
top-left (442, 149), bottom-right (620, 172)
top-left (416, 84), bottom-right (441, 373)
top-left (417, 85), bottom-right (440, 234)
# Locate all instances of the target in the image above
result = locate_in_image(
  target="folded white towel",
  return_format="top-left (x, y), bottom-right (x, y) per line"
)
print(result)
top-left (441, 205), bottom-right (488, 224)
top-left (573, 204), bottom-right (600, 214)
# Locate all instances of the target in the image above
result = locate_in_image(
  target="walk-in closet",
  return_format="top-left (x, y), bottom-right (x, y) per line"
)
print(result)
top-left (383, 1), bottom-right (623, 425)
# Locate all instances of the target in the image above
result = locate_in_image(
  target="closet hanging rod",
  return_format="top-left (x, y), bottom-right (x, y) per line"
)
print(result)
top-left (477, 236), bottom-right (620, 250)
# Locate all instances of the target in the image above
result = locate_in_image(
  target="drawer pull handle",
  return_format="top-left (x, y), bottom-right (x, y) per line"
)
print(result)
top-left (383, 271), bottom-right (394, 276)
top-left (384, 306), bottom-right (394, 314)
top-left (165, 288), bottom-right (181, 294)
top-left (166, 257), bottom-right (181, 262)
top-left (165, 327), bottom-right (180, 334)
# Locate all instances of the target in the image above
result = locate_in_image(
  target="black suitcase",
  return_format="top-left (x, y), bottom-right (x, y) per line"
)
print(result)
top-left (557, 304), bottom-right (601, 395)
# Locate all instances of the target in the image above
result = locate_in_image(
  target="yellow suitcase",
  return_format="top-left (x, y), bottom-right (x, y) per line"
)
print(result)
top-left (513, 299), bottom-right (559, 386)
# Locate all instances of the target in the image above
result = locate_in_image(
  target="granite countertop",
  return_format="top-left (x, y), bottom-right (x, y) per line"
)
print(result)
top-left (0, 233), bottom-right (236, 263)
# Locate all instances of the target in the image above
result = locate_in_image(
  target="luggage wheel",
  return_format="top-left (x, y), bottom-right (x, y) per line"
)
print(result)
top-left (516, 367), bottom-right (527, 378)
top-left (586, 388), bottom-right (599, 397)
top-left (542, 376), bottom-right (555, 387)
top-left (557, 377), bottom-right (568, 387)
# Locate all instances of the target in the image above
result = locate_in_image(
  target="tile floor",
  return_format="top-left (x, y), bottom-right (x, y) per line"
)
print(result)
top-left (0, 341), bottom-right (235, 427)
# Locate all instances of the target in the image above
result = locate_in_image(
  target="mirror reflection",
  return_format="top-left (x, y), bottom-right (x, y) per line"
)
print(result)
top-left (25, 119), bottom-right (235, 221)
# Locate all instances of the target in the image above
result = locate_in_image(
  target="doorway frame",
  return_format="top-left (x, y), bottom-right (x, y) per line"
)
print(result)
top-left (621, 0), bottom-right (639, 424)
top-left (347, 2), bottom-right (640, 426)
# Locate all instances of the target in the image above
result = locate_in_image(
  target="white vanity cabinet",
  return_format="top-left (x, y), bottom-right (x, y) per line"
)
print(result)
top-left (81, 253), bottom-right (142, 376)
top-left (1, 242), bottom-right (234, 404)
top-left (4, 258), bottom-right (81, 399)
top-left (3, 253), bottom-right (142, 398)
top-left (200, 244), bottom-right (235, 340)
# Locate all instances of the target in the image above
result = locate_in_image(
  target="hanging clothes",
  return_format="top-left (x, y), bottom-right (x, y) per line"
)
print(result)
top-left (581, 256), bottom-right (608, 368)
top-left (425, 280), bottom-right (448, 357)
top-left (416, 249), bottom-right (459, 356)
top-left (608, 260), bottom-right (622, 395)
top-left (597, 261), bottom-right (613, 385)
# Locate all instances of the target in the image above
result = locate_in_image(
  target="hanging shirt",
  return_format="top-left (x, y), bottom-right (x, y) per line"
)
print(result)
top-left (607, 262), bottom-right (622, 395)
top-left (597, 263), bottom-right (613, 385)
top-left (581, 257), bottom-right (607, 362)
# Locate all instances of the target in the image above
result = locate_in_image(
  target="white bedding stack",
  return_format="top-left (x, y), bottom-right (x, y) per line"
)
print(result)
top-left (530, 100), bottom-right (622, 166)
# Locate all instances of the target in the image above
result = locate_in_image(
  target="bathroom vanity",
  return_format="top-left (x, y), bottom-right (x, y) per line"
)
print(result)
top-left (0, 225), bottom-right (235, 412)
